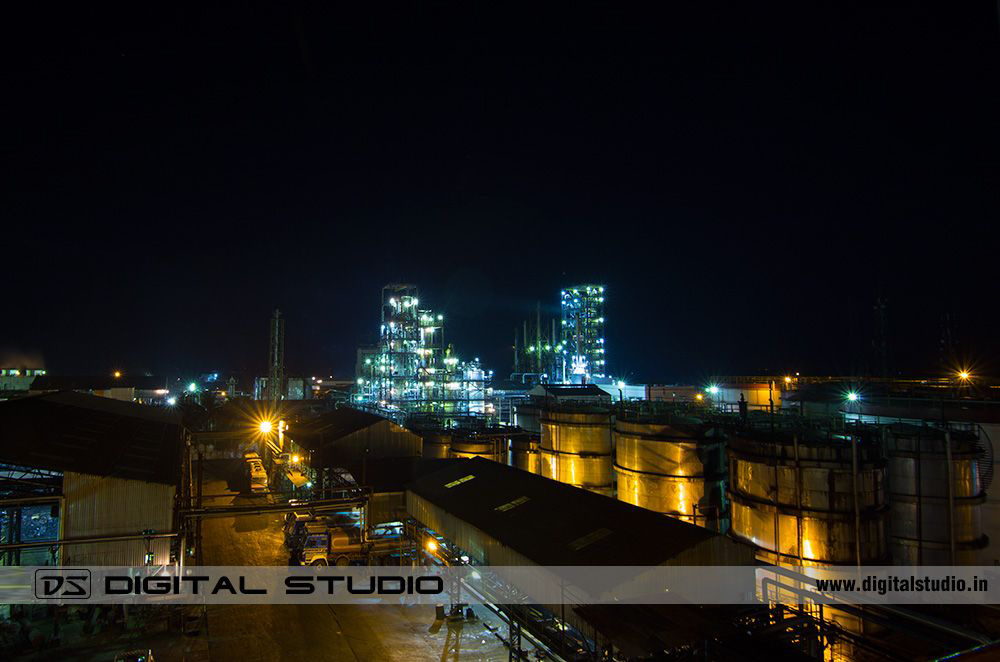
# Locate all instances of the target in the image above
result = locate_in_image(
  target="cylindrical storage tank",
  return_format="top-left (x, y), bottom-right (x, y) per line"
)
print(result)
top-left (885, 424), bottom-right (987, 565)
top-left (614, 415), bottom-right (727, 531)
top-left (511, 434), bottom-right (540, 475)
top-left (450, 437), bottom-right (504, 463)
top-left (539, 407), bottom-right (613, 496)
top-left (421, 431), bottom-right (452, 460)
top-left (728, 431), bottom-right (887, 567)
top-left (514, 403), bottom-right (542, 435)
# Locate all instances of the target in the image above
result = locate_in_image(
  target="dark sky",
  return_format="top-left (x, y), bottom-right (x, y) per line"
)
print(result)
top-left (4, 3), bottom-right (999, 383)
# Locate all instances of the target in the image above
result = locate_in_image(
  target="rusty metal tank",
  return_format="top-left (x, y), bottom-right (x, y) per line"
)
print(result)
top-left (514, 403), bottom-right (542, 435)
top-left (420, 430), bottom-right (452, 460)
top-left (614, 413), bottom-right (727, 531)
top-left (450, 433), bottom-right (506, 463)
top-left (728, 430), bottom-right (887, 566)
top-left (539, 406), bottom-right (613, 496)
top-left (510, 434), bottom-right (540, 475)
top-left (885, 424), bottom-right (987, 565)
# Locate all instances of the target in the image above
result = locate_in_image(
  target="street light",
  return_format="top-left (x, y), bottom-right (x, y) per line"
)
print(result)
top-left (707, 385), bottom-right (719, 395)
top-left (259, 420), bottom-right (273, 434)
top-left (113, 370), bottom-right (122, 379)
top-left (425, 539), bottom-right (439, 553)
top-left (846, 392), bottom-right (859, 402)
top-left (187, 382), bottom-right (197, 393)
top-left (958, 371), bottom-right (971, 381)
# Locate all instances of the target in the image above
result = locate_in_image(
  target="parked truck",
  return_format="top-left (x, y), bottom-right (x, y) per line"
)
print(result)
top-left (291, 522), bottom-right (403, 566)
top-left (244, 452), bottom-right (268, 493)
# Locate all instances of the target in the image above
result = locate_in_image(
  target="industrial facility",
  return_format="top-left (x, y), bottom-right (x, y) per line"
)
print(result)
top-left (3, 285), bottom-right (998, 661)
top-left (353, 284), bottom-right (491, 421)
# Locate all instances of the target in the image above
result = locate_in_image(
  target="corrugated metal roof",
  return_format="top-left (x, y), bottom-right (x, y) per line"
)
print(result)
top-left (406, 457), bottom-right (727, 566)
top-left (0, 392), bottom-right (183, 485)
top-left (363, 457), bottom-right (466, 492)
top-left (30, 375), bottom-right (170, 391)
top-left (293, 407), bottom-right (389, 443)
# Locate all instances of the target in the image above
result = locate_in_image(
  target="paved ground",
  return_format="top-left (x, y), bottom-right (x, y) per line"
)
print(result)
top-left (8, 604), bottom-right (209, 661)
top-left (200, 460), bottom-right (538, 661)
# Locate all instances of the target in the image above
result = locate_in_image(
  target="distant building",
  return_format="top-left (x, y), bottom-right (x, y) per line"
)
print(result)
top-left (254, 376), bottom-right (314, 401)
top-left (0, 368), bottom-right (47, 395)
top-left (559, 285), bottom-right (606, 381)
top-left (30, 374), bottom-right (172, 405)
top-left (0, 392), bottom-right (185, 568)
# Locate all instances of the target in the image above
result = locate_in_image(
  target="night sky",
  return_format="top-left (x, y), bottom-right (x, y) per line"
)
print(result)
top-left (5, 3), bottom-right (999, 383)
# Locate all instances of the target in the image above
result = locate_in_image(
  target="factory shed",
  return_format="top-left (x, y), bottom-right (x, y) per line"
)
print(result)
top-left (0, 391), bottom-right (181, 484)
top-left (0, 392), bottom-right (184, 565)
top-left (406, 456), bottom-right (753, 566)
top-left (293, 408), bottom-right (422, 472)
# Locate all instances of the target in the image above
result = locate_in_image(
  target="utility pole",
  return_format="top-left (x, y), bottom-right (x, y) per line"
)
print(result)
top-left (873, 294), bottom-right (889, 378)
top-left (267, 309), bottom-right (285, 404)
top-left (536, 302), bottom-right (542, 375)
top-left (513, 326), bottom-right (519, 374)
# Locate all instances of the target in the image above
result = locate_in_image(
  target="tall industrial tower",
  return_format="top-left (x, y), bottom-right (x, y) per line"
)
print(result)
top-left (560, 285), bottom-right (606, 381)
top-left (354, 283), bottom-right (488, 418)
top-left (267, 309), bottom-right (285, 402)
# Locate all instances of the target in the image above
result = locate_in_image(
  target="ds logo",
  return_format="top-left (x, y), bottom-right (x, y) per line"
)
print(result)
top-left (34, 569), bottom-right (91, 599)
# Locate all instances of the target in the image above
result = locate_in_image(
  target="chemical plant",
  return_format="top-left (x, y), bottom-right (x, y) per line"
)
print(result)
top-left (352, 284), bottom-right (490, 421)
top-left (3, 286), bottom-right (1000, 662)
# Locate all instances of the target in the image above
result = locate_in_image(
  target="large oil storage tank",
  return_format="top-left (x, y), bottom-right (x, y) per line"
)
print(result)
top-left (614, 414), bottom-right (728, 532)
top-left (420, 430), bottom-right (452, 460)
top-left (510, 433), bottom-right (540, 475)
top-left (728, 430), bottom-right (887, 566)
top-left (514, 403), bottom-right (542, 435)
top-left (885, 424), bottom-right (988, 565)
top-left (539, 407), bottom-right (613, 496)
top-left (450, 432), bottom-right (506, 463)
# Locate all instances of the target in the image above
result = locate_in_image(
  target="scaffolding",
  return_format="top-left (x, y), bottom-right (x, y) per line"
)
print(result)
top-left (354, 284), bottom-right (492, 422)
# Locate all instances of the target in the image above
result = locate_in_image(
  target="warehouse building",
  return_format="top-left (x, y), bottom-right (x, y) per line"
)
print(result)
top-left (293, 407), bottom-right (422, 487)
top-left (0, 391), bottom-right (185, 566)
top-left (407, 456), bottom-right (752, 567)
top-left (405, 458), bottom-right (760, 658)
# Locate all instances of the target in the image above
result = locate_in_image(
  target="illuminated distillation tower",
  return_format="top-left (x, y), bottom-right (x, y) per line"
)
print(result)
top-left (356, 284), bottom-right (489, 417)
top-left (560, 285), bottom-right (606, 380)
top-left (267, 309), bottom-right (285, 402)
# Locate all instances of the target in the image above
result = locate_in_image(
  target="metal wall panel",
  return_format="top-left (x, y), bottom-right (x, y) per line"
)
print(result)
top-left (62, 471), bottom-right (175, 566)
top-left (886, 427), bottom-right (987, 564)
